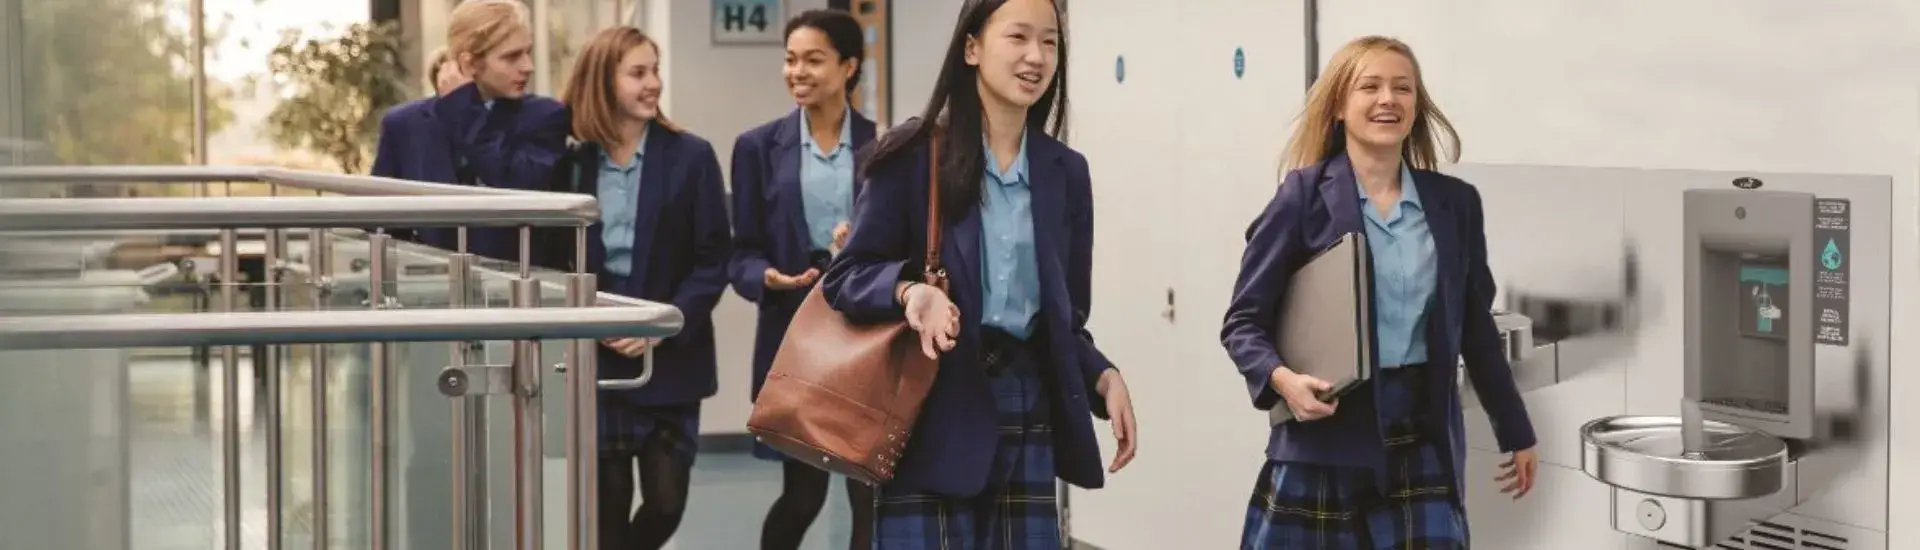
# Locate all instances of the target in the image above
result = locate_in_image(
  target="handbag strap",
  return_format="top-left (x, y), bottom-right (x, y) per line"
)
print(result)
top-left (923, 132), bottom-right (948, 290)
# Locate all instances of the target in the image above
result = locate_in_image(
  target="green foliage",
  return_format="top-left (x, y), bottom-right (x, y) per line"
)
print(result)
top-left (19, 0), bottom-right (236, 168)
top-left (263, 20), bottom-right (408, 174)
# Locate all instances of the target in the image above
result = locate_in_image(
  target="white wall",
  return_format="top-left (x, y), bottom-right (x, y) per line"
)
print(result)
top-left (648, 0), bottom-right (829, 435)
top-left (884, 0), bottom-right (966, 126)
top-left (1064, 0), bottom-right (1920, 548)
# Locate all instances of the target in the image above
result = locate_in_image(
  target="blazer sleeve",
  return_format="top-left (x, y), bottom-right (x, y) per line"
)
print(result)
top-left (821, 150), bottom-right (916, 324)
top-left (1220, 170), bottom-right (1313, 410)
top-left (456, 102), bottom-right (570, 191)
top-left (367, 111), bottom-right (416, 241)
top-left (667, 142), bottom-right (736, 334)
top-left (726, 132), bottom-right (774, 303)
top-left (370, 111), bottom-right (402, 179)
top-left (1067, 155), bottom-right (1115, 419)
top-left (1458, 183), bottom-right (1539, 453)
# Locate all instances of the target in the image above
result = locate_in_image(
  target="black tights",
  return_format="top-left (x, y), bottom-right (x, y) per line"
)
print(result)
top-left (600, 433), bottom-right (693, 549)
top-left (760, 458), bottom-right (875, 550)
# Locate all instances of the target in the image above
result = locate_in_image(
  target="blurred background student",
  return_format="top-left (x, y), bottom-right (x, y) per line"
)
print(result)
top-left (368, 0), bottom-right (567, 261)
top-left (728, 9), bottom-right (878, 550)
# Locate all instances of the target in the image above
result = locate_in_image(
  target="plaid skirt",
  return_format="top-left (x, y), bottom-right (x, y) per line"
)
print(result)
top-left (1241, 364), bottom-right (1467, 550)
top-left (598, 393), bottom-right (701, 463)
top-left (872, 331), bottom-right (1060, 550)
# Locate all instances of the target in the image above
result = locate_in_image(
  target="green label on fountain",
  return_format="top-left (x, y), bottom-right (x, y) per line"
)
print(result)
top-left (1813, 198), bottom-right (1850, 346)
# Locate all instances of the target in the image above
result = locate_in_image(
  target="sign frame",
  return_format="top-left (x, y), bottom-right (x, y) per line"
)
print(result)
top-left (711, 0), bottom-right (787, 45)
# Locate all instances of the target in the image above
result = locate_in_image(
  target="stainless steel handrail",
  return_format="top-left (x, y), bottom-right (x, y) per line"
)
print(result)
top-left (0, 165), bottom-right (265, 184)
top-left (0, 165), bottom-right (581, 197)
top-left (0, 305), bottom-right (683, 349)
top-left (0, 195), bottom-right (597, 230)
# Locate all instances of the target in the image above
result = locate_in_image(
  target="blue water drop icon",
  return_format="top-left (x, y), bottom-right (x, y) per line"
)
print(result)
top-left (1821, 238), bottom-right (1843, 271)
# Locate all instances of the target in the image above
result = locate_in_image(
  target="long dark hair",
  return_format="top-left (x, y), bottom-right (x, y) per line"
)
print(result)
top-left (858, 0), bottom-right (1069, 222)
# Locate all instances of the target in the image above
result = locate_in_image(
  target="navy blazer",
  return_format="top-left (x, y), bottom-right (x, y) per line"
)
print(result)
top-left (727, 108), bottom-right (876, 400)
top-left (546, 125), bottom-right (733, 406)
top-left (1220, 153), bottom-right (1537, 493)
top-left (821, 126), bottom-right (1116, 497)
top-left (370, 82), bottom-right (570, 262)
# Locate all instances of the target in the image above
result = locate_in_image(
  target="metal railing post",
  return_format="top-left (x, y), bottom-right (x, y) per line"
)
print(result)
top-left (567, 226), bottom-right (598, 550)
top-left (265, 227), bottom-right (284, 550)
top-left (511, 226), bottom-right (544, 550)
top-left (448, 227), bottom-right (489, 550)
top-left (308, 227), bottom-right (331, 550)
top-left (368, 232), bottom-right (392, 550)
top-left (220, 227), bottom-right (242, 550)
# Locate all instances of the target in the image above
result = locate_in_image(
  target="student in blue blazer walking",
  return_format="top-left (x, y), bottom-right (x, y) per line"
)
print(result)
top-left (821, 1), bottom-right (1138, 548)
top-left (1221, 36), bottom-right (1539, 549)
top-left (369, 0), bottom-right (568, 261)
top-left (728, 9), bottom-right (878, 550)
top-left (551, 26), bottom-right (732, 550)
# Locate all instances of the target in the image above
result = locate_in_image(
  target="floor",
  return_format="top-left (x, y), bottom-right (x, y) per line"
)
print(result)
top-left (120, 355), bottom-right (860, 550)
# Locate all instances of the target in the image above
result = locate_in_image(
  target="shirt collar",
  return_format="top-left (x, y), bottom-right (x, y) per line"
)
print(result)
top-left (982, 132), bottom-right (1030, 187)
top-left (601, 130), bottom-right (648, 171)
top-left (1355, 163), bottom-right (1423, 211)
top-left (800, 107), bottom-right (854, 152)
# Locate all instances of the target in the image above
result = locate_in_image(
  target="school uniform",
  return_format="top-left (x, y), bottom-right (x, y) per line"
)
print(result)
top-left (1220, 153), bottom-right (1537, 549)
top-left (370, 82), bottom-right (570, 262)
top-left (820, 126), bottom-right (1117, 549)
top-left (727, 107), bottom-right (876, 461)
top-left (545, 122), bottom-right (734, 462)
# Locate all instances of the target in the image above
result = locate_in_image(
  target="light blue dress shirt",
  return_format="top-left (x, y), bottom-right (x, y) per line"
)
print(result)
top-left (799, 110), bottom-right (855, 252)
top-left (980, 134), bottom-right (1041, 340)
top-left (1356, 165), bottom-right (1437, 368)
top-left (598, 132), bottom-right (646, 277)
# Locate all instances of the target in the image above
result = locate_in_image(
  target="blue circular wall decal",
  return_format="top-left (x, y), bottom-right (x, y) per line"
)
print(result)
top-left (1115, 55), bottom-right (1126, 83)
top-left (1233, 47), bottom-right (1246, 79)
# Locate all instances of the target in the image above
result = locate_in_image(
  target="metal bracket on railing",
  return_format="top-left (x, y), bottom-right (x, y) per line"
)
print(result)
top-left (438, 364), bottom-right (513, 397)
top-left (596, 343), bottom-right (655, 390)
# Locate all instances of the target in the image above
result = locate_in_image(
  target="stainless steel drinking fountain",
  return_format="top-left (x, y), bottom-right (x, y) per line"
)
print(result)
top-left (1580, 189), bottom-right (1833, 548)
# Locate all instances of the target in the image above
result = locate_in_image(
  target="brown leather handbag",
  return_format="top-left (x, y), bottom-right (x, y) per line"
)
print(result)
top-left (746, 135), bottom-right (947, 486)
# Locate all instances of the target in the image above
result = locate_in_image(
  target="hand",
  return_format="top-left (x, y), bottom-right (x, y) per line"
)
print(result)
top-left (900, 283), bottom-right (958, 359)
top-left (1270, 366), bottom-right (1338, 422)
top-left (830, 221), bottom-right (852, 254)
top-left (764, 267), bottom-right (821, 291)
top-left (1499, 447), bottom-right (1539, 499)
top-left (601, 337), bottom-right (649, 358)
top-left (1096, 369), bottom-right (1137, 473)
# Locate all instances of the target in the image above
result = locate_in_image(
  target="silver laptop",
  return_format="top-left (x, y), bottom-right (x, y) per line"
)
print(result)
top-left (1269, 231), bottom-right (1375, 425)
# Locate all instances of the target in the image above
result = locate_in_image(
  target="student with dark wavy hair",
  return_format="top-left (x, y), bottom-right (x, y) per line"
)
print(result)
top-left (728, 9), bottom-right (878, 550)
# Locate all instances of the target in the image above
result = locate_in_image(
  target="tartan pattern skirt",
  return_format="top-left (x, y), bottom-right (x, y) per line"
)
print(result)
top-left (1241, 364), bottom-right (1467, 550)
top-left (872, 331), bottom-right (1060, 550)
top-left (598, 392), bottom-right (701, 462)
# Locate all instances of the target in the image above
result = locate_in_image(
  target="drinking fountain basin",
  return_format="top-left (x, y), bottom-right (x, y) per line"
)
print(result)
top-left (1580, 415), bottom-right (1788, 500)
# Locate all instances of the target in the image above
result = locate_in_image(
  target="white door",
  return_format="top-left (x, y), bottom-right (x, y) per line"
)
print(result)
top-left (1060, 0), bottom-right (1182, 547)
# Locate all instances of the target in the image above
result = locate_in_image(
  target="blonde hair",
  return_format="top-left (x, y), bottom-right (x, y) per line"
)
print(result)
top-left (425, 46), bottom-right (450, 90)
top-left (562, 26), bottom-right (682, 147)
top-left (446, 0), bottom-right (531, 68)
top-left (1282, 36), bottom-right (1460, 173)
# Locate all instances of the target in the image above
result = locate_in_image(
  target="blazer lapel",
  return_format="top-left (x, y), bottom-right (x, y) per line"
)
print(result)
top-left (1027, 135), bottom-right (1070, 333)
top-left (772, 111), bottom-right (809, 263)
top-left (938, 138), bottom-right (982, 320)
top-left (1316, 153), bottom-right (1366, 240)
top-left (628, 126), bottom-right (672, 289)
top-left (1412, 171), bottom-right (1462, 323)
top-left (577, 146), bottom-right (609, 279)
